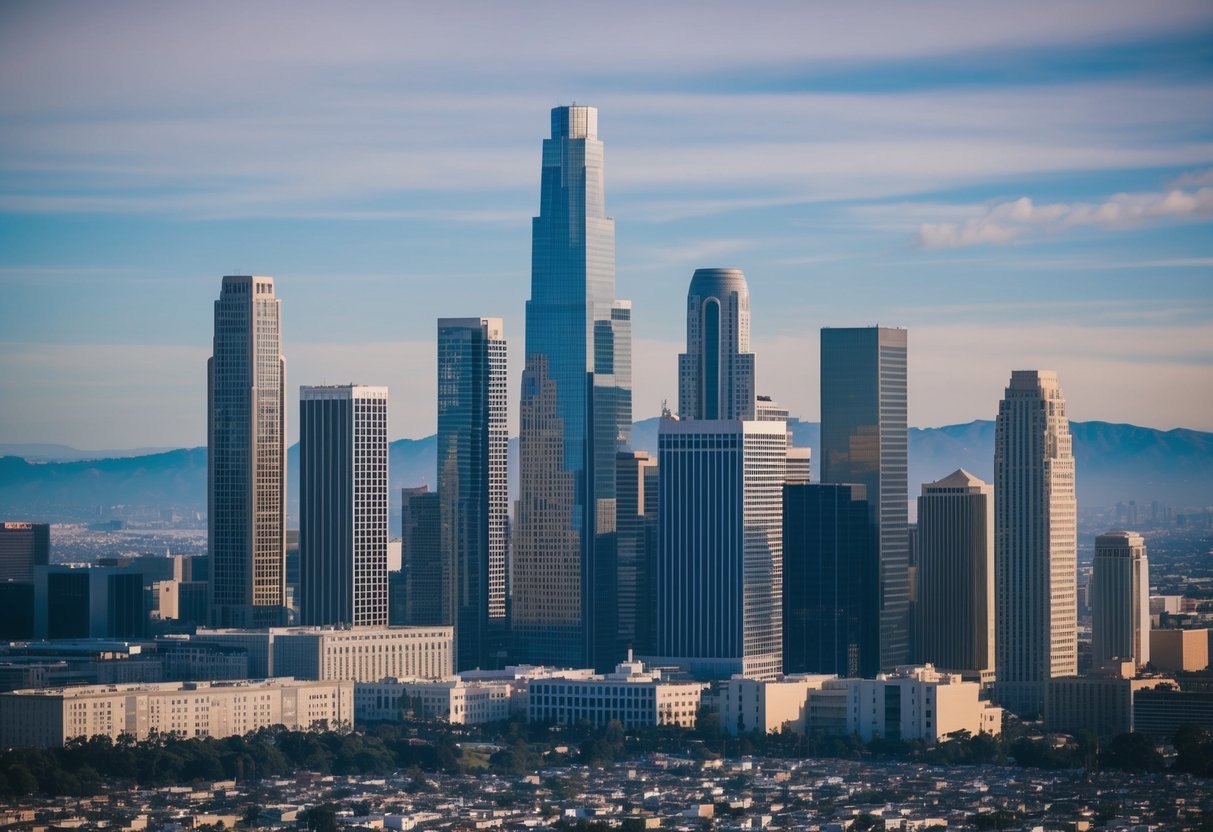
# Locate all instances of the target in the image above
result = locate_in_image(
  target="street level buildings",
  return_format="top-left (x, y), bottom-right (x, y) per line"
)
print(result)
top-left (994, 370), bottom-right (1078, 716)
top-left (916, 469), bottom-right (995, 678)
top-left (513, 105), bottom-right (632, 671)
top-left (208, 275), bottom-right (286, 628)
top-left (820, 327), bottom-right (909, 671)
top-left (0, 677), bottom-right (353, 748)
top-left (299, 385), bottom-right (389, 628)
top-left (1092, 531), bottom-right (1150, 669)
top-left (437, 318), bottom-right (509, 671)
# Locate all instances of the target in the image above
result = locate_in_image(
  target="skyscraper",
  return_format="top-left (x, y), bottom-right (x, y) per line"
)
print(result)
top-left (1092, 531), bottom-right (1150, 670)
top-left (208, 275), bottom-right (286, 628)
top-left (0, 522), bottom-right (49, 582)
top-left (437, 317), bottom-right (508, 671)
top-left (995, 370), bottom-right (1077, 715)
top-left (401, 486), bottom-right (446, 627)
top-left (513, 105), bottom-right (631, 670)
top-left (782, 483), bottom-right (873, 677)
top-left (820, 326), bottom-right (909, 670)
top-left (299, 385), bottom-right (389, 628)
top-left (616, 450), bottom-right (659, 656)
top-left (679, 268), bottom-right (755, 421)
top-left (916, 469), bottom-right (995, 677)
top-left (655, 418), bottom-right (786, 680)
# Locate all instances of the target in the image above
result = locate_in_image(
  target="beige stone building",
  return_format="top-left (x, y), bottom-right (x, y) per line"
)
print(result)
top-left (354, 678), bottom-right (512, 724)
top-left (1150, 628), bottom-right (1209, 672)
top-left (0, 677), bottom-right (353, 748)
top-left (527, 656), bottom-right (704, 728)
top-left (720, 674), bottom-right (836, 736)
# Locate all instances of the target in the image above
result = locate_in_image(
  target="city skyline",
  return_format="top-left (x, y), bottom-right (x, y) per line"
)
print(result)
top-left (2, 3), bottom-right (1212, 449)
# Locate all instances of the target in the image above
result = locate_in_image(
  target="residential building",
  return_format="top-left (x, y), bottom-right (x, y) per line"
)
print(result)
top-left (994, 370), bottom-right (1078, 716)
top-left (820, 326), bottom-right (909, 671)
top-left (437, 317), bottom-right (509, 671)
top-left (208, 275), bottom-right (286, 628)
top-left (916, 469), bottom-right (995, 677)
top-left (513, 105), bottom-right (631, 671)
top-left (299, 385), bottom-right (389, 627)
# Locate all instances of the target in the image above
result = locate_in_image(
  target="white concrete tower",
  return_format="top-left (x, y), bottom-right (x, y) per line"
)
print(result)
top-left (1092, 531), bottom-right (1150, 670)
top-left (678, 268), bottom-right (755, 421)
top-left (994, 370), bottom-right (1077, 715)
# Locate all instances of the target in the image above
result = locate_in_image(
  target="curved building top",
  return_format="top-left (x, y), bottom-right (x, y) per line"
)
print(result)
top-left (689, 267), bottom-right (748, 299)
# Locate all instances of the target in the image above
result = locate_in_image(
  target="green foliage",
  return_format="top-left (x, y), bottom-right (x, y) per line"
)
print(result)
top-left (1098, 732), bottom-right (1165, 773)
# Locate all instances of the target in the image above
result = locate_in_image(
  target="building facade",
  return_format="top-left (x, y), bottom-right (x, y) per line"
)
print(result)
top-left (208, 275), bottom-right (286, 628)
top-left (354, 678), bottom-right (512, 725)
top-left (0, 522), bottom-right (49, 582)
top-left (654, 418), bottom-right (786, 680)
top-left (616, 450), bottom-right (659, 657)
top-left (513, 105), bottom-right (632, 672)
top-left (401, 486), bottom-right (446, 627)
top-left (820, 326), bottom-right (909, 671)
top-left (299, 385), bottom-right (389, 628)
top-left (994, 370), bottom-right (1078, 715)
top-left (720, 674), bottom-right (836, 736)
top-left (437, 318), bottom-right (509, 671)
top-left (527, 657), bottom-right (703, 728)
top-left (678, 268), bottom-right (755, 421)
top-left (0, 678), bottom-right (352, 748)
top-left (916, 469), bottom-right (995, 677)
top-left (1092, 531), bottom-right (1150, 669)
top-left (782, 483), bottom-right (874, 677)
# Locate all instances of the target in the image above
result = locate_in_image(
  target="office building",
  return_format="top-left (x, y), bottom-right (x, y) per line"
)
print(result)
top-left (994, 370), bottom-right (1077, 715)
top-left (299, 385), bottom-right (389, 628)
top-left (616, 450), bottom-right (659, 657)
top-left (782, 483), bottom-right (874, 677)
top-left (401, 486), bottom-right (446, 626)
top-left (1135, 688), bottom-right (1213, 737)
top-left (527, 655), bottom-right (704, 728)
top-left (820, 326), bottom-right (909, 671)
top-left (653, 418), bottom-right (786, 680)
top-left (916, 469), bottom-right (995, 677)
top-left (1150, 628), bottom-right (1209, 672)
top-left (786, 447), bottom-right (811, 483)
top-left (0, 582), bottom-right (35, 640)
top-left (208, 275), bottom-right (286, 628)
top-left (1045, 673), bottom-right (1173, 738)
top-left (191, 625), bottom-right (454, 681)
top-left (0, 678), bottom-right (353, 748)
top-left (32, 564), bottom-right (146, 640)
top-left (678, 268), bottom-right (755, 421)
top-left (720, 674), bottom-right (836, 736)
top-left (355, 678), bottom-right (512, 725)
top-left (1092, 531), bottom-right (1150, 669)
top-left (514, 105), bottom-right (631, 670)
top-left (805, 666), bottom-right (1003, 743)
top-left (0, 522), bottom-right (49, 582)
top-left (437, 318), bottom-right (509, 671)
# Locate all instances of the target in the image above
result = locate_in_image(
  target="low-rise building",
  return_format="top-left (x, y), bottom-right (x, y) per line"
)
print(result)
top-left (806, 665), bottom-right (1002, 742)
top-left (528, 655), bottom-right (704, 728)
top-left (0, 677), bottom-right (353, 748)
top-left (355, 678), bottom-right (512, 724)
top-left (1134, 687), bottom-right (1213, 738)
top-left (720, 674), bottom-right (836, 736)
top-left (1045, 672), bottom-right (1176, 737)
top-left (190, 625), bottom-right (453, 681)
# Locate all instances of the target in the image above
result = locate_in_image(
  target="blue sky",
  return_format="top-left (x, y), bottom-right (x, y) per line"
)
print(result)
top-left (1, 0), bottom-right (1212, 447)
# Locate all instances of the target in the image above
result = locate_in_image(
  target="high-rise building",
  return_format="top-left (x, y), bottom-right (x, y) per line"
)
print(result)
top-left (437, 317), bottom-right (509, 671)
top-left (783, 483), bottom-right (874, 677)
top-left (679, 268), bottom-right (755, 421)
top-left (0, 522), bottom-right (49, 582)
top-left (820, 326), bottom-right (909, 670)
top-left (208, 275), bottom-right (286, 628)
top-left (401, 486), bottom-right (446, 627)
top-left (1092, 531), bottom-right (1150, 669)
top-left (299, 385), bottom-right (389, 628)
top-left (654, 418), bottom-right (786, 680)
top-left (995, 370), bottom-right (1077, 715)
top-left (513, 105), bottom-right (632, 670)
top-left (916, 469), bottom-right (995, 678)
top-left (616, 450), bottom-right (659, 656)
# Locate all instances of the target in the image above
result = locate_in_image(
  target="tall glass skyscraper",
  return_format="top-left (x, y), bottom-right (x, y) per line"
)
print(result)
top-left (207, 275), bottom-right (286, 628)
top-left (299, 385), bottom-right (389, 628)
top-left (820, 326), bottom-right (909, 672)
top-left (513, 105), bottom-right (632, 670)
top-left (438, 317), bottom-right (509, 671)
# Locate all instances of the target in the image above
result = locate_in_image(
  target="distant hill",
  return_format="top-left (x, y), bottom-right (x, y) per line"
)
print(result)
top-left (1, 420), bottom-right (1210, 523)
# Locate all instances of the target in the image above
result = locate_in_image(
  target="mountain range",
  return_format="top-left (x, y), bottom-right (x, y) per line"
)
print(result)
top-left (1, 419), bottom-right (1210, 523)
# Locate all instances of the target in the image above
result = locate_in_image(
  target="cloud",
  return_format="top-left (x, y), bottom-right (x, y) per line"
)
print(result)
top-left (915, 187), bottom-right (1213, 249)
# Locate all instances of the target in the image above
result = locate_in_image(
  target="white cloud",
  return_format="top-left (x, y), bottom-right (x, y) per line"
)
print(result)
top-left (915, 187), bottom-right (1213, 249)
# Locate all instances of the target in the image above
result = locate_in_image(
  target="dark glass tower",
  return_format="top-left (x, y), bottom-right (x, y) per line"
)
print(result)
top-left (514, 105), bottom-right (632, 670)
top-left (820, 326), bottom-right (909, 671)
top-left (438, 317), bottom-right (509, 671)
top-left (783, 483), bottom-right (874, 677)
